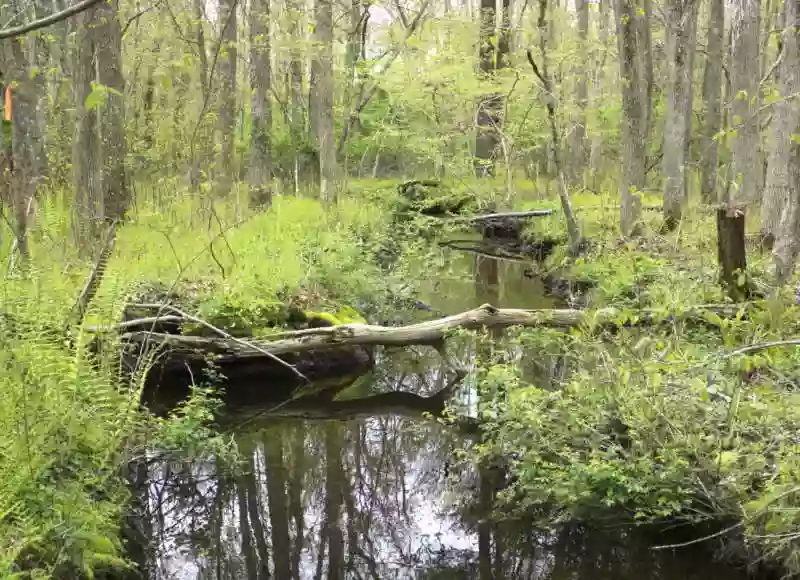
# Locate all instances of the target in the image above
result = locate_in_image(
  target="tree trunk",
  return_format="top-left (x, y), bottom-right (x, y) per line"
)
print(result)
top-left (771, 0), bottom-right (800, 282)
top-left (247, 0), bottom-right (273, 210)
top-left (312, 0), bottom-right (337, 203)
top-left (700, 0), bottom-right (724, 204)
top-left (95, 0), bottom-right (128, 222)
top-left (474, 0), bottom-right (510, 179)
top-left (641, 0), bottom-right (655, 135)
top-left (662, 0), bottom-right (699, 230)
top-left (2, 1), bottom-right (49, 261)
top-left (762, 0), bottom-right (799, 250)
top-left (72, 4), bottom-right (103, 247)
top-left (589, 0), bottom-right (609, 190)
top-left (719, 0), bottom-right (760, 300)
top-left (215, 0), bottom-right (238, 198)
top-left (286, 0), bottom-right (306, 193)
top-left (571, 0), bottom-right (590, 184)
top-left (614, 0), bottom-right (647, 236)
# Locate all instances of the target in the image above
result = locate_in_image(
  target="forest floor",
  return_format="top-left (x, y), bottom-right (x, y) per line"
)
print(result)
top-left (2, 177), bottom-right (799, 577)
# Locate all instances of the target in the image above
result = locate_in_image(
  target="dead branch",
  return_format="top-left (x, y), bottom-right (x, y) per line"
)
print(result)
top-left (443, 209), bottom-right (554, 222)
top-left (0, 0), bottom-right (105, 39)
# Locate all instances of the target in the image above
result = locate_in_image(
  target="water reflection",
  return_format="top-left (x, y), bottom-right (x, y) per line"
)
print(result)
top-left (137, 412), bottom-right (756, 580)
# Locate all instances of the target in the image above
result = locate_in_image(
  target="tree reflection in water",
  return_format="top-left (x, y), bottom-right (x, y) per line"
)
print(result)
top-left (139, 411), bottom-right (753, 580)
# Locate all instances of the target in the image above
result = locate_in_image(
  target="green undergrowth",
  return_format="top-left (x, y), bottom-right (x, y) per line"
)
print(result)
top-left (464, 192), bottom-right (800, 574)
top-left (0, 183), bottom-right (444, 577)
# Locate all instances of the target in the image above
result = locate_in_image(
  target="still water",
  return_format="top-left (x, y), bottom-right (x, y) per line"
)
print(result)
top-left (133, 251), bottom-right (761, 579)
top-left (137, 413), bottom-right (757, 580)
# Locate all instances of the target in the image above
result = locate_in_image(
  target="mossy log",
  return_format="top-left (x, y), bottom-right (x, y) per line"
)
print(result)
top-left (121, 302), bottom-right (750, 361)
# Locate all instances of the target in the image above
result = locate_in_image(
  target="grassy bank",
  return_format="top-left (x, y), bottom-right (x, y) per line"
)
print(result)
top-left (0, 186), bottom-right (427, 578)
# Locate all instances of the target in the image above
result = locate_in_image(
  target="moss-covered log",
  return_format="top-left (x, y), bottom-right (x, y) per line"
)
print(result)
top-left (122, 302), bottom-right (751, 361)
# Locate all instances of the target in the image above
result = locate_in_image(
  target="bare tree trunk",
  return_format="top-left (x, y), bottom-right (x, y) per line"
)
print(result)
top-left (662, 0), bottom-right (699, 230)
top-left (2, 1), bottom-right (49, 261)
top-left (571, 0), bottom-right (590, 185)
top-left (771, 0), bottom-right (800, 281)
top-left (474, 0), bottom-right (503, 178)
top-left (72, 5), bottom-right (102, 247)
top-left (215, 0), bottom-right (238, 198)
top-left (614, 0), bottom-right (647, 236)
top-left (762, 0), bottom-right (799, 250)
top-left (311, 0), bottom-right (337, 203)
top-left (248, 0), bottom-right (273, 210)
top-left (700, 0), bottom-right (725, 204)
top-left (95, 0), bottom-right (128, 221)
top-left (641, 0), bottom-right (654, 135)
top-left (719, 0), bottom-right (760, 300)
top-left (589, 0), bottom-right (609, 189)
top-left (286, 0), bottom-right (306, 193)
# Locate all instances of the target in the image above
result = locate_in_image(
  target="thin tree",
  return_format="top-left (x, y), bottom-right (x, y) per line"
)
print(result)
top-left (571, 0), bottom-right (590, 183)
top-left (770, 0), bottom-right (800, 282)
top-left (247, 0), bottom-right (273, 209)
top-left (311, 0), bottom-right (337, 203)
top-left (215, 0), bottom-right (237, 198)
top-left (661, 0), bottom-right (699, 230)
top-left (286, 0), bottom-right (305, 193)
top-left (95, 0), bottom-right (128, 222)
top-left (699, 0), bottom-right (725, 205)
top-left (613, 0), bottom-right (648, 236)
top-left (527, 0), bottom-right (582, 253)
top-left (474, 0), bottom-right (511, 178)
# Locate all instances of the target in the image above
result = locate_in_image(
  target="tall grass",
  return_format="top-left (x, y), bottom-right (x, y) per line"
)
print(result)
top-left (0, 184), bottom-right (418, 577)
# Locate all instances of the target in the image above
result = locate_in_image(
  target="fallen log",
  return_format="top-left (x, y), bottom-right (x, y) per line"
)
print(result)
top-left (121, 302), bottom-right (751, 361)
top-left (443, 209), bottom-right (554, 222)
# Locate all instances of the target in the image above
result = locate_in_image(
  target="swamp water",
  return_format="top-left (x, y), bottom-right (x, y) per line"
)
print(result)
top-left (132, 251), bottom-right (763, 579)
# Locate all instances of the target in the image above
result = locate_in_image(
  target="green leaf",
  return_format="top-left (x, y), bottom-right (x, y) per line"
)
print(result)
top-left (84, 84), bottom-right (107, 112)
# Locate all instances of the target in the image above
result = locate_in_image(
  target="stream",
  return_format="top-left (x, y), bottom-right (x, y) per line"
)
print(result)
top-left (130, 251), bottom-right (763, 579)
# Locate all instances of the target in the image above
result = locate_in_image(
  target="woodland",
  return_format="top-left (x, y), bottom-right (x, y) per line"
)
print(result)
top-left (1, 0), bottom-right (800, 577)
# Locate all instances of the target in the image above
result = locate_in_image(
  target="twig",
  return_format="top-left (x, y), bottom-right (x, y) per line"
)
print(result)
top-left (684, 339), bottom-right (800, 374)
top-left (87, 315), bottom-right (185, 333)
top-left (652, 486), bottom-right (800, 550)
top-left (445, 210), bottom-right (554, 222)
top-left (122, 2), bottom-right (160, 37)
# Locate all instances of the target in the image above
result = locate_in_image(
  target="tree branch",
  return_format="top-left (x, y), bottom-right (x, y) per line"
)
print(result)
top-left (0, 0), bottom-right (105, 40)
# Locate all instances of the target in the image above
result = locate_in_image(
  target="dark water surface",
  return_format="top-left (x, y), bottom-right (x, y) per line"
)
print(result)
top-left (138, 412), bottom-right (756, 580)
top-left (135, 251), bottom-right (760, 579)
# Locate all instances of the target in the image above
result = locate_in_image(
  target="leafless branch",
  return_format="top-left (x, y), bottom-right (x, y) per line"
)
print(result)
top-left (0, 0), bottom-right (104, 39)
